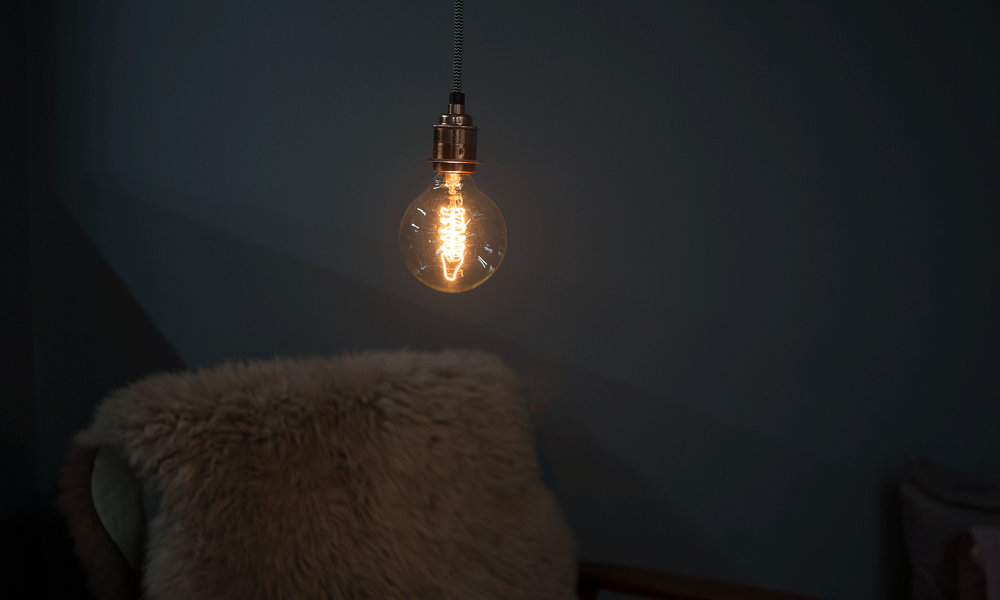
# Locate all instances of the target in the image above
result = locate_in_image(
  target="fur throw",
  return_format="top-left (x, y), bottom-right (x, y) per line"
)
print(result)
top-left (65, 350), bottom-right (576, 600)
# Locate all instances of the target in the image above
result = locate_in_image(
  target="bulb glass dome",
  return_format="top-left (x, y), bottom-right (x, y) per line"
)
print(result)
top-left (399, 171), bottom-right (506, 293)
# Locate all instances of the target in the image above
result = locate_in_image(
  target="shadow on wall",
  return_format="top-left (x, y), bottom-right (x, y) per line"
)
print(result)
top-left (39, 181), bottom-right (923, 599)
top-left (31, 192), bottom-right (185, 598)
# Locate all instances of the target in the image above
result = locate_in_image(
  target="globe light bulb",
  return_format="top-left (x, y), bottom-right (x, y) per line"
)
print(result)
top-left (399, 171), bottom-right (506, 293)
top-left (398, 93), bottom-right (507, 293)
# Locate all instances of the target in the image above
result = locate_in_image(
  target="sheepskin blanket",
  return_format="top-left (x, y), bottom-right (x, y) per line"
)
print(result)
top-left (63, 350), bottom-right (575, 600)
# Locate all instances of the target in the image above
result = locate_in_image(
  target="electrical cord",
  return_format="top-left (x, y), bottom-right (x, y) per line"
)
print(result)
top-left (451, 0), bottom-right (463, 94)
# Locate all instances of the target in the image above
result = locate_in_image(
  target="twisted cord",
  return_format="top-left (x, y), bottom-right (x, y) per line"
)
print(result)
top-left (451, 0), bottom-right (463, 93)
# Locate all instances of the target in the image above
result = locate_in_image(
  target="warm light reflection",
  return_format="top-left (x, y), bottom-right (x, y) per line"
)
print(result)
top-left (438, 173), bottom-right (468, 281)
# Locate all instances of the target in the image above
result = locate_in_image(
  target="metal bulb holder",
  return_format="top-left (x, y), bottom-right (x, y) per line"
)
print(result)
top-left (429, 92), bottom-right (482, 173)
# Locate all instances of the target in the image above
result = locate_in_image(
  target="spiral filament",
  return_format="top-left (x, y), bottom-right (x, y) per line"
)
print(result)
top-left (438, 174), bottom-right (468, 281)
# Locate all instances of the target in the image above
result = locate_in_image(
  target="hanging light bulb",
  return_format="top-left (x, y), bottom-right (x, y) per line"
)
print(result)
top-left (398, 0), bottom-right (507, 293)
top-left (399, 94), bottom-right (506, 293)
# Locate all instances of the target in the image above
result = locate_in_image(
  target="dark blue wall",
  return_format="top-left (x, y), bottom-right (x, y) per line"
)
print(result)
top-left (22, 1), bottom-right (1000, 598)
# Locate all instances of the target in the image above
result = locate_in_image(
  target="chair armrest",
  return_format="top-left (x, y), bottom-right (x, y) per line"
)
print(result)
top-left (58, 444), bottom-right (142, 600)
top-left (577, 561), bottom-right (823, 600)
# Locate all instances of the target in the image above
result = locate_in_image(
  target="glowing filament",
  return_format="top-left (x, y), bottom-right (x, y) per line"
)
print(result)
top-left (438, 174), bottom-right (467, 281)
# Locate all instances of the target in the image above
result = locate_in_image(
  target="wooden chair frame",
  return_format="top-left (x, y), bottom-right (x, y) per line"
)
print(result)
top-left (577, 561), bottom-right (822, 600)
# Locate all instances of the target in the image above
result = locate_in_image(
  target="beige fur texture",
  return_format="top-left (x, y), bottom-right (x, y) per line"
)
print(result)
top-left (71, 350), bottom-right (576, 600)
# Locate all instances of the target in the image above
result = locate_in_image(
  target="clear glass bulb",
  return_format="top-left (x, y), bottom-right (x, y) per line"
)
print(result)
top-left (399, 171), bottom-right (507, 293)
